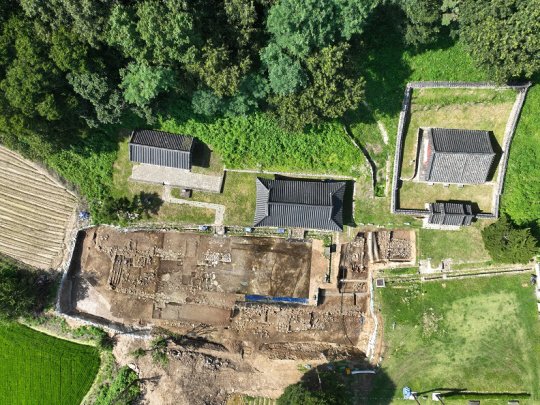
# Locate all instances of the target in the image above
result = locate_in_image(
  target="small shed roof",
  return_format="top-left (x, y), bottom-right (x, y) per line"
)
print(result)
top-left (428, 202), bottom-right (474, 226)
top-left (129, 129), bottom-right (194, 152)
top-left (424, 128), bottom-right (495, 184)
top-left (253, 178), bottom-right (346, 231)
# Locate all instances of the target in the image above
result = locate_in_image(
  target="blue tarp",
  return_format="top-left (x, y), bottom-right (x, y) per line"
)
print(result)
top-left (245, 295), bottom-right (309, 304)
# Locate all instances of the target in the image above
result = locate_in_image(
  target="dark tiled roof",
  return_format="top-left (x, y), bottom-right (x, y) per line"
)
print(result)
top-left (254, 178), bottom-right (346, 231)
top-left (425, 128), bottom-right (495, 184)
top-left (430, 128), bottom-right (494, 153)
top-left (128, 129), bottom-right (194, 169)
top-left (130, 129), bottom-right (194, 151)
top-left (428, 203), bottom-right (474, 226)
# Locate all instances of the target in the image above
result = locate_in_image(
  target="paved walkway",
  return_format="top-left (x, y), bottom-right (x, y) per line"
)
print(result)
top-left (162, 186), bottom-right (225, 225)
top-left (130, 164), bottom-right (223, 193)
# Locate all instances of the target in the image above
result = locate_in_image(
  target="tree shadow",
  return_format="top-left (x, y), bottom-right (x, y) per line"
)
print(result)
top-left (486, 131), bottom-right (503, 182)
top-left (191, 140), bottom-right (212, 169)
top-left (293, 362), bottom-right (397, 405)
top-left (132, 191), bottom-right (164, 218)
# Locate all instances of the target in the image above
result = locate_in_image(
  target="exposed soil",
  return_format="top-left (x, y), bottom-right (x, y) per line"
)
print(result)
top-left (57, 226), bottom-right (415, 404)
top-left (0, 146), bottom-right (78, 269)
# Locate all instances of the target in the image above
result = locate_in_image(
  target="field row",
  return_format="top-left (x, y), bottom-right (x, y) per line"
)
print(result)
top-left (0, 146), bottom-right (77, 269)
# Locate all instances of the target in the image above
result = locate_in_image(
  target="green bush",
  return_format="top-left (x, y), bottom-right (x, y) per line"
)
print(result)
top-left (0, 256), bottom-right (50, 322)
top-left (94, 366), bottom-right (140, 405)
top-left (160, 113), bottom-right (367, 178)
top-left (481, 216), bottom-right (537, 264)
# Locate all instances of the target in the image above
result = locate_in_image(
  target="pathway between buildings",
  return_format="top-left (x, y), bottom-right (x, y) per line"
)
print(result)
top-left (163, 185), bottom-right (226, 225)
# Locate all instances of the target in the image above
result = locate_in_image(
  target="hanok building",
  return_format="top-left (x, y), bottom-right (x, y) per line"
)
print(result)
top-left (128, 129), bottom-right (195, 170)
top-left (253, 178), bottom-right (346, 231)
top-left (419, 128), bottom-right (495, 184)
top-left (427, 202), bottom-right (474, 227)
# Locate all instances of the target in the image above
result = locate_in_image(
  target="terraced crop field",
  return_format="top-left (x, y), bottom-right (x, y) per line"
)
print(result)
top-left (0, 323), bottom-right (100, 405)
top-left (0, 146), bottom-right (77, 269)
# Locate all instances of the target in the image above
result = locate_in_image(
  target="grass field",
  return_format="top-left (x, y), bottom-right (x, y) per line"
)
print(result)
top-left (501, 80), bottom-right (540, 225)
top-left (0, 323), bottom-right (100, 405)
top-left (396, 87), bottom-right (516, 214)
top-left (371, 273), bottom-right (540, 404)
top-left (399, 182), bottom-right (494, 212)
top-left (418, 224), bottom-right (491, 267)
top-left (401, 88), bottom-right (516, 180)
top-left (110, 135), bottom-right (217, 224)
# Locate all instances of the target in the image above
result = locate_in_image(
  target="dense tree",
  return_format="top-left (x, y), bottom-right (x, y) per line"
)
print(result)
top-left (49, 26), bottom-right (90, 74)
top-left (136, 0), bottom-right (200, 65)
top-left (482, 216), bottom-right (537, 264)
top-left (0, 17), bottom-right (76, 121)
top-left (189, 43), bottom-right (251, 97)
top-left (277, 384), bottom-right (327, 405)
top-left (269, 44), bottom-right (364, 132)
top-left (390, 0), bottom-right (444, 45)
top-left (119, 62), bottom-right (177, 109)
top-left (260, 43), bottom-right (307, 96)
top-left (18, 0), bottom-right (110, 46)
top-left (265, 0), bottom-right (375, 58)
top-left (105, 4), bottom-right (146, 61)
top-left (277, 372), bottom-right (353, 405)
top-left (68, 72), bottom-right (124, 126)
top-left (0, 257), bottom-right (50, 322)
top-left (459, 0), bottom-right (540, 81)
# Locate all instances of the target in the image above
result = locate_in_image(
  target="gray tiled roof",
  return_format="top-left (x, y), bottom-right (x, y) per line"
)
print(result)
top-left (428, 203), bottom-right (474, 226)
top-left (128, 129), bottom-right (194, 170)
top-left (425, 128), bottom-right (495, 184)
top-left (130, 129), bottom-right (194, 151)
top-left (254, 178), bottom-right (346, 231)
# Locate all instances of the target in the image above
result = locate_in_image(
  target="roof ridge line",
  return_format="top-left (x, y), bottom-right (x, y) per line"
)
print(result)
top-left (268, 201), bottom-right (333, 208)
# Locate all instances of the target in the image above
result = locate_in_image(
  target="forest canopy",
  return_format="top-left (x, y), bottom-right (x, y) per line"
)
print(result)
top-left (0, 0), bottom-right (539, 225)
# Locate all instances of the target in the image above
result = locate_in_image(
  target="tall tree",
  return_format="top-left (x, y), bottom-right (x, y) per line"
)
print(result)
top-left (268, 44), bottom-right (364, 132)
top-left (265, 0), bottom-right (375, 58)
top-left (482, 216), bottom-right (537, 264)
top-left (391, 0), bottom-right (444, 45)
top-left (119, 62), bottom-right (177, 109)
top-left (18, 0), bottom-right (110, 47)
top-left (136, 0), bottom-right (200, 65)
top-left (459, 0), bottom-right (540, 81)
top-left (0, 256), bottom-right (50, 322)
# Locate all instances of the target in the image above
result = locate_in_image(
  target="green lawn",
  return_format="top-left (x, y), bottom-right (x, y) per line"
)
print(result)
top-left (399, 182), bottom-right (494, 212)
top-left (395, 87), bottom-right (516, 214)
top-left (354, 192), bottom-right (419, 227)
top-left (418, 224), bottom-right (491, 266)
top-left (501, 80), bottom-right (540, 225)
top-left (110, 135), bottom-right (216, 224)
top-left (401, 87), bottom-right (516, 180)
top-left (372, 274), bottom-right (540, 404)
top-left (175, 171), bottom-right (273, 227)
top-left (0, 323), bottom-right (100, 405)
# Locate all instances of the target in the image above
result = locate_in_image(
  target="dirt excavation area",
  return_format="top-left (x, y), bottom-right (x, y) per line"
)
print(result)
top-left (63, 226), bottom-right (365, 345)
top-left (59, 226), bottom-right (415, 403)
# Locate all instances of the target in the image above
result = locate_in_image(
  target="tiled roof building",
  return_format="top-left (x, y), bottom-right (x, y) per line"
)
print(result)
top-left (128, 129), bottom-right (195, 170)
top-left (428, 202), bottom-right (474, 226)
top-left (421, 128), bottom-right (495, 184)
top-left (253, 178), bottom-right (346, 231)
